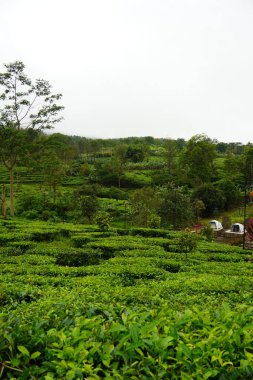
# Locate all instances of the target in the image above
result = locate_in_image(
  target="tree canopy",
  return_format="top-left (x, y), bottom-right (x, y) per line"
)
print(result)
top-left (0, 61), bottom-right (64, 216)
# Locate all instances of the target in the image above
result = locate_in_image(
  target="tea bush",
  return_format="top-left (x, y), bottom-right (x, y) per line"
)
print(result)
top-left (56, 248), bottom-right (103, 266)
top-left (0, 218), bottom-right (253, 379)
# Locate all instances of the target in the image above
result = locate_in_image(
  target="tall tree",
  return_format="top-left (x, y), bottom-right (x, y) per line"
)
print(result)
top-left (163, 139), bottom-right (178, 179)
top-left (179, 134), bottom-right (216, 187)
top-left (113, 144), bottom-right (128, 188)
top-left (244, 145), bottom-right (253, 186)
top-left (129, 187), bottom-right (161, 227)
top-left (0, 61), bottom-right (64, 216)
top-left (158, 185), bottom-right (193, 228)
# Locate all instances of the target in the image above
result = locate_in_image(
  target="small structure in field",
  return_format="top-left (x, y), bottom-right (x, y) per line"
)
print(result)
top-left (225, 223), bottom-right (245, 236)
top-left (209, 220), bottom-right (223, 231)
top-left (223, 222), bottom-right (245, 245)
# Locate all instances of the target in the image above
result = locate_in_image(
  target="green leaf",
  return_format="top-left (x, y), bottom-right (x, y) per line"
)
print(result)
top-left (31, 351), bottom-right (41, 360)
top-left (17, 345), bottom-right (30, 357)
top-left (10, 357), bottom-right (20, 367)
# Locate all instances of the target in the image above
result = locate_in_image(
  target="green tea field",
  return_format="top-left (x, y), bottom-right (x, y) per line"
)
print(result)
top-left (1, 219), bottom-right (253, 379)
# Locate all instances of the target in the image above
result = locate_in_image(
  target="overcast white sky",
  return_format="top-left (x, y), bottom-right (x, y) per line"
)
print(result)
top-left (1, 0), bottom-right (253, 142)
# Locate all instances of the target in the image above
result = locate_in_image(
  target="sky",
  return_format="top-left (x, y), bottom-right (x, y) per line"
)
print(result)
top-left (1, 0), bottom-right (253, 143)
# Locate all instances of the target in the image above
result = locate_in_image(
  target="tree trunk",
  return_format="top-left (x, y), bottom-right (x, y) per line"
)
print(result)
top-left (2, 184), bottom-right (6, 219)
top-left (10, 167), bottom-right (15, 217)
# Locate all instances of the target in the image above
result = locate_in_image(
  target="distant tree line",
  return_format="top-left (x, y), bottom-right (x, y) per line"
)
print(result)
top-left (1, 61), bottom-right (253, 228)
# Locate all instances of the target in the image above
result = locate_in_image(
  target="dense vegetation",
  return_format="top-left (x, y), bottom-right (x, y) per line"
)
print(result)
top-left (0, 132), bottom-right (253, 228)
top-left (1, 218), bottom-right (253, 379)
top-left (1, 62), bottom-right (253, 379)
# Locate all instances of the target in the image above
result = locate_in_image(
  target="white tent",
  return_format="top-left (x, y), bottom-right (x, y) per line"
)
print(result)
top-left (209, 220), bottom-right (223, 231)
top-left (230, 223), bottom-right (245, 233)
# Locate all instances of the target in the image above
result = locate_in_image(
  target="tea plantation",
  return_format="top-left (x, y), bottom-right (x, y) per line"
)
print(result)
top-left (1, 219), bottom-right (253, 379)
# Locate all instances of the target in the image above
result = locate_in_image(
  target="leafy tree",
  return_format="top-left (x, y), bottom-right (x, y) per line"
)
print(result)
top-left (0, 61), bottom-right (63, 216)
top-left (74, 183), bottom-right (100, 197)
top-left (193, 199), bottom-right (205, 221)
top-left (147, 214), bottom-right (161, 229)
top-left (114, 144), bottom-right (128, 188)
top-left (192, 183), bottom-right (225, 217)
top-left (95, 211), bottom-right (112, 231)
top-left (201, 225), bottom-right (214, 242)
top-left (222, 152), bottom-right (244, 187)
top-left (126, 144), bottom-right (146, 163)
top-left (94, 145), bottom-right (128, 188)
top-left (217, 179), bottom-right (240, 210)
top-left (40, 151), bottom-right (68, 203)
top-left (80, 195), bottom-right (99, 223)
top-left (85, 139), bottom-right (102, 163)
top-left (177, 229), bottom-right (198, 258)
top-left (16, 188), bottom-right (50, 217)
top-left (180, 134), bottom-right (216, 186)
top-left (93, 161), bottom-right (120, 187)
top-left (175, 138), bottom-right (186, 151)
top-left (129, 187), bottom-right (161, 227)
top-left (244, 145), bottom-right (253, 186)
top-left (151, 139), bottom-right (180, 186)
top-left (159, 185), bottom-right (193, 228)
top-left (163, 139), bottom-right (178, 176)
top-left (45, 133), bottom-right (76, 162)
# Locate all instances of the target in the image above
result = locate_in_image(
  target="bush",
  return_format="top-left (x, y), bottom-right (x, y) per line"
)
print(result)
top-left (147, 214), bottom-right (161, 229)
top-left (21, 209), bottom-right (39, 219)
top-left (98, 187), bottom-right (129, 200)
top-left (56, 248), bottom-right (103, 266)
top-left (95, 211), bottom-right (112, 231)
top-left (71, 234), bottom-right (96, 247)
top-left (30, 229), bottom-right (60, 242)
top-left (177, 229), bottom-right (199, 258)
top-left (129, 227), bottom-right (169, 238)
top-left (9, 241), bottom-right (36, 253)
top-left (201, 225), bottom-right (214, 242)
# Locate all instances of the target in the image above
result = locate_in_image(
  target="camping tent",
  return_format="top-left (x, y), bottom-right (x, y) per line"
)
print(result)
top-left (209, 220), bottom-right (223, 231)
top-left (230, 223), bottom-right (245, 234)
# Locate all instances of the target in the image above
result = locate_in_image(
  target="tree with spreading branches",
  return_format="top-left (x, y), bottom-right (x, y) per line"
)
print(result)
top-left (0, 61), bottom-right (64, 216)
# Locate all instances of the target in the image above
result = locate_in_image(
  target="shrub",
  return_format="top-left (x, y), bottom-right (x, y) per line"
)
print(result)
top-left (98, 186), bottom-right (129, 200)
top-left (95, 211), bottom-right (112, 231)
top-left (9, 241), bottom-right (36, 253)
top-left (30, 229), bottom-right (60, 242)
top-left (56, 248), bottom-right (103, 266)
top-left (177, 229), bottom-right (199, 258)
top-left (147, 214), bottom-right (161, 229)
top-left (201, 225), bottom-right (214, 242)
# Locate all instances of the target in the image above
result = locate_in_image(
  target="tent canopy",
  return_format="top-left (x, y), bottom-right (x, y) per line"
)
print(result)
top-left (209, 220), bottom-right (223, 230)
top-left (230, 223), bottom-right (244, 233)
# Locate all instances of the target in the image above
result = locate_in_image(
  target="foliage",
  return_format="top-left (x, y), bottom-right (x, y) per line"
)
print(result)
top-left (159, 185), bottom-right (193, 228)
top-left (180, 134), bottom-right (216, 186)
top-left (177, 229), bottom-right (199, 258)
top-left (126, 144), bottom-right (146, 162)
top-left (0, 61), bottom-right (64, 216)
top-left (217, 179), bottom-right (241, 210)
top-left (56, 248), bottom-right (103, 266)
top-left (79, 195), bottom-right (99, 223)
top-left (192, 183), bottom-right (225, 217)
top-left (0, 218), bottom-right (253, 378)
top-left (98, 186), bottom-right (128, 200)
top-left (95, 211), bottom-right (112, 231)
top-left (201, 225), bottom-right (214, 242)
top-left (129, 187), bottom-right (161, 227)
top-left (147, 214), bottom-right (161, 228)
